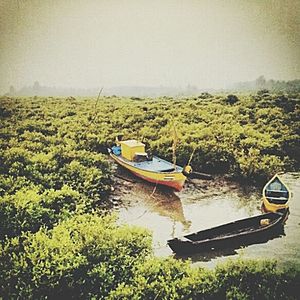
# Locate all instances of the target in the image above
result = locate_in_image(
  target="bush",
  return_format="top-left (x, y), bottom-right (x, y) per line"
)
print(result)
top-left (224, 94), bottom-right (239, 105)
top-left (0, 214), bottom-right (152, 299)
top-left (215, 259), bottom-right (300, 299)
top-left (108, 258), bottom-right (219, 300)
top-left (0, 186), bottom-right (82, 239)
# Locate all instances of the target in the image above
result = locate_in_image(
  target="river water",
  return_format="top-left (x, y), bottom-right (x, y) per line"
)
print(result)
top-left (112, 170), bottom-right (300, 269)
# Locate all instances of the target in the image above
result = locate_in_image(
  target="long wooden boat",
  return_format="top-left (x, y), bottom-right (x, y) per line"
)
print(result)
top-left (262, 174), bottom-right (291, 212)
top-left (108, 140), bottom-right (190, 191)
top-left (167, 209), bottom-right (288, 254)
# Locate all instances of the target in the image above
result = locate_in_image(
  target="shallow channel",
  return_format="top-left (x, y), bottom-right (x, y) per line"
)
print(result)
top-left (112, 169), bottom-right (300, 269)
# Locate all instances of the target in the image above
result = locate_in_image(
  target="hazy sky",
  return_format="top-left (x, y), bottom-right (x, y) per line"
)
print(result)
top-left (0, 0), bottom-right (299, 93)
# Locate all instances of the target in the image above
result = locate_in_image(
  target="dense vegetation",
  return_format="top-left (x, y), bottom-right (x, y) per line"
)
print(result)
top-left (1, 93), bottom-right (299, 184)
top-left (1, 214), bottom-right (299, 299)
top-left (0, 94), bottom-right (299, 299)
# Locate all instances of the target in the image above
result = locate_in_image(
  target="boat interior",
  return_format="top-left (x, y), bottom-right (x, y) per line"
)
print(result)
top-left (130, 156), bottom-right (180, 172)
top-left (265, 178), bottom-right (289, 204)
top-left (111, 145), bottom-right (182, 173)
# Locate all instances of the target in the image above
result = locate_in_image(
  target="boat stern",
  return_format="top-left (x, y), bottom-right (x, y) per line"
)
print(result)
top-left (262, 197), bottom-right (289, 213)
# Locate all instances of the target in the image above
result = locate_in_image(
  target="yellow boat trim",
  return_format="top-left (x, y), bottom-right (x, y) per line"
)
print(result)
top-left (262, 174), bottom-right (291, 213)
top-left (110, 153), bottom-right (186, 190)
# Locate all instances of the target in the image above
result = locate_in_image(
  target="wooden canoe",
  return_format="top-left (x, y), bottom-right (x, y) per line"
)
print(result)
top-left (167, 209), bottom-right (288, 255)
top-left (262, 174), bottom-right (291, 212)
top-left (108, 146), bottom-right (187, 191)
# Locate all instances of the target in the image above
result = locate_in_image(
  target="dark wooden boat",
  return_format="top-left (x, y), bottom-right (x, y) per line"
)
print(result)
top-left (167, 209), bottom-right (288, 254)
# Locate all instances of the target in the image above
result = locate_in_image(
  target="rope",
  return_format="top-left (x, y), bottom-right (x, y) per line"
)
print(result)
top-left (150, 181), bottom-right (158, 198)
top-left (120, 181), bottom-right (159, 221)
top-left (132, 209), bottom-right (149, 220)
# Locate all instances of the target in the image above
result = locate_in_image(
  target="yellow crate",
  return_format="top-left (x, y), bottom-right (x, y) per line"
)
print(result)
top-left (120, 140), bottom-right (145, 161)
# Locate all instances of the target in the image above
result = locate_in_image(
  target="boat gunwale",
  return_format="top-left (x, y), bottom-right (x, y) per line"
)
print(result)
top-left (168, 210), bottom-right (286, 246)
top-left (192, 214), bottom-right (282, 245)
top-left (262, 174), bottom-right (291, 203)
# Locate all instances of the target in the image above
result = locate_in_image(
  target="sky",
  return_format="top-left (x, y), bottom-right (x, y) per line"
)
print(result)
top-left (0, 0), bottom-right (299, 94)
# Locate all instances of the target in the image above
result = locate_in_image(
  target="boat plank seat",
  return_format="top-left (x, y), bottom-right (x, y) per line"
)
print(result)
top-left (266, 197), bottom-right (288, 204)
top-left (266, 197), bottom-right (288, 201)
top-left (266, 189), bottom-right (288, 193)
top-left (266, 190), bottom-right (288, 195)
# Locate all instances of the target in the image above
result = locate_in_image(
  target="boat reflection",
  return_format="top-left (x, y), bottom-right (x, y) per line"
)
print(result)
top-left (113, 166), bottom-right (191, 230)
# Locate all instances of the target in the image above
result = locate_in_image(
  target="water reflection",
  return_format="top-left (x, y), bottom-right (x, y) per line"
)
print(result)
top-left (112, 167), bottom-right (191, 229)
top-left (114, 170), bottom-right (300, 269)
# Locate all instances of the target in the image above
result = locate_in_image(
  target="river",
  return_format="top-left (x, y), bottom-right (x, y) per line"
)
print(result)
top-left (112, 170), bottom-right (300, 269)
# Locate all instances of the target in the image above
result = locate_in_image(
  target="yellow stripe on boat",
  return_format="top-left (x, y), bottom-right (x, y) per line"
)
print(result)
top-left (110, 153), bottom-right (186, 191)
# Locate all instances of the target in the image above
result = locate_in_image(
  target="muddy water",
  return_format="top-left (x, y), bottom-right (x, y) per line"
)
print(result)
top-left (112, 170), bottom-right (300, 269)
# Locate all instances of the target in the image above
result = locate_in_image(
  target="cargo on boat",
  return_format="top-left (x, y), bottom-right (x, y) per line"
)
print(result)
top-left (262, 174), bottom-right (291, 212)
top-left (108, 139), bottom-right (190, 191)
top-left (167, 209), bottom-right (288, 255)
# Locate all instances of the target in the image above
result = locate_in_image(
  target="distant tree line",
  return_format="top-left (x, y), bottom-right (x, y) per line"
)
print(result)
top-left (7, 77), bottom-right (300, 98)
top-left (5, 82), bottom-right (200, 97)
top-left (233, 76), bottom-right (300, 93)
top-left (7, 81), bottom-right (99, 97)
